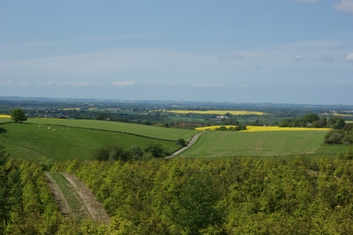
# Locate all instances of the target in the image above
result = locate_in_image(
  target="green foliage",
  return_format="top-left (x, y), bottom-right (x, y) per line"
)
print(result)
top-left (49, 156), bottom-right (353, 234)
top-left (10, 108), bottom-right (27, 123)
top-left (177, 138), bottom-right (186, 147)
top-left (11, 108), bottom-right (27, 122)
top-left (165, 173), bottom-right (224, 234)
top-left (235, 124), bottom-right (247, 131)
top-left (144, 142), bottom-right (167, 158)
top-left (328, 116), bottom-right (346, 129)
top-left (324, 130), bottom-right (344, 144)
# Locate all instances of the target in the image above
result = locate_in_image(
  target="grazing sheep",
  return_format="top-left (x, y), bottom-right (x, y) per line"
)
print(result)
top-left (48, 127), bottom-right (51, 130)
top-left (39, 125), bottom-right (41, 128)
top-left (53, 129), bottom-right (56, 132)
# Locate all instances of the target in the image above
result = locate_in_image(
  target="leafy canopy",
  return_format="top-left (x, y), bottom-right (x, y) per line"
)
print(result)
top-left (11, 108), bottom-right (27, 123)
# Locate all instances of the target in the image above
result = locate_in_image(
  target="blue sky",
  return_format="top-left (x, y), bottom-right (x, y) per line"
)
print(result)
top-left (0, 0), bottom-right (352, 104)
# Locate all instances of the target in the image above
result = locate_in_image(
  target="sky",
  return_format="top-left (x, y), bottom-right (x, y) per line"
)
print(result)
top-left (0, 0), bottom-right (352, 105)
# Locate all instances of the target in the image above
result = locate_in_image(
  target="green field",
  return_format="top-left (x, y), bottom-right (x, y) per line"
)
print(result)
top-left (180, 130), bottom-right (349, 158)
top-left (27, 118), bottom-right (197, 141)
top-left (0, 118), bottom-right (11, 124)
top-left (0, 122), bottom-right (181, 164)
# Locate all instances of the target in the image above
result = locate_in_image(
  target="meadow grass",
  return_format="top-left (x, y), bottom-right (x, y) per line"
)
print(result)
top-left (0, 118), bottom-right (11, 124)
top-left (168, 110), bottom-right (267, 115)
top-left (195, 125), bottom-right (331, 132)
top-left (0, 122), bottom-right (180, 164)
top-left (27, 118), bottom-right (197, 141)
top-left (179, 130), bottom-right (348, 158)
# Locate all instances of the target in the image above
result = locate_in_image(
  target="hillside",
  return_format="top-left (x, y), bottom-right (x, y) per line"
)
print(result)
top-left (0, 122), bottom-right (182, 164)
top-left (179, 130), bottom-right (350, 158)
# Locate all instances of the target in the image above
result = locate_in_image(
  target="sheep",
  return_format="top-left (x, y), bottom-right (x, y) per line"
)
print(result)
top-left (53, 129), bottom-right (56, 132)
top-left (39, 125), bottom-right (41, 128)
top-left (48, 127), bottom-right (51, 130)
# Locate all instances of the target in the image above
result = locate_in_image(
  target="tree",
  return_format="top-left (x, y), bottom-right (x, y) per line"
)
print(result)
top-left (144, 142), bottom-right (165, 158)
top-left (11, 108), bottom-right (27, 123)
top-left (177, 139), bottom-right (187, 147)
top-left (165, 173), bottom-right (224, 234)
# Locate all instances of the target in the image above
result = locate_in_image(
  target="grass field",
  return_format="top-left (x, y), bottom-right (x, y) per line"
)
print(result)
top-left (0, 118), bottom-right (11, 123)
top-left (179, 130), bottom-right (349, 158)
top-left (168, 110), bottom-right (267, 115)
top-left (0, 122), bottom-right (181, 164)
top-left (195, 125), bottom-right (331, 132)
top-left (27, 118), bottom-right (198, 141)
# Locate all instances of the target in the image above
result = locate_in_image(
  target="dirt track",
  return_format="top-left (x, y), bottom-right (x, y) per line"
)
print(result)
top-left (45, 172), bottom-right (110, 223)
top-left (166, 131), bottom-right (208, 159)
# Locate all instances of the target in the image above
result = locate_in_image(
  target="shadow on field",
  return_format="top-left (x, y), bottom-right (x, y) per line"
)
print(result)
top-left (0, 127), bottom-right (7, 133)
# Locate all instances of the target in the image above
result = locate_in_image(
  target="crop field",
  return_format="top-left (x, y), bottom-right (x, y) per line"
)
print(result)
top-left (180, 130), bottom-right (348, 158)
top-left (0, 122), bottom-right (181, 164)
top-left (27, 118), bottom-right (198, 141)
top-left (168, 110), bottom-right (267, 115)
top-left (0, 114), bottom-right (11, 118)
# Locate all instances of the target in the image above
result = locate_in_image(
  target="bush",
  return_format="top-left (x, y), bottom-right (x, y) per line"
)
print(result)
top-left (324, 131), bottom-right (344, 144)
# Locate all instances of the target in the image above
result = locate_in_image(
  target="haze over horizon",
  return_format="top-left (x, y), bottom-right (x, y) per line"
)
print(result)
top-left (1, 0), bottom-right (352, 105)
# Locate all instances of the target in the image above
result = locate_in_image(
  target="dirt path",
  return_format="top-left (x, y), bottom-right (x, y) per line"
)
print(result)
top-left (166, 131), bottom-right (208, 159)
top-left (45, 172), bottom-right (110, 223)
top-left (44, 172), bottom-right (70, 216)
top-left (61, 173), bottom-right (110, 223)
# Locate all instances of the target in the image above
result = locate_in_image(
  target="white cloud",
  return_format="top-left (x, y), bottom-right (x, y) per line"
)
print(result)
top-left (59, 82), bottom-right (103, 86)
top-left (293, 54), bottom-right (307, 61)
top-left (333, 0), bottom-right (353, 13)
top-left (345, 52), bottom-right (353, 61)
top-left (296, 0), bottom-right (319, 2)
top-left (0, 81), bottom-right (12, 86)
top-left (319, 55), bottom-right (334, 63)
top-left (192, 83), bottom-right (225, 87)
top-left (19, 81), bottom-right (30, 86)
top-left (218, 54), bottom-right (243, 60)
top-left (112, 81), bottom-right (134, 86)
top-left (38, 81), bottom-right (54, 87)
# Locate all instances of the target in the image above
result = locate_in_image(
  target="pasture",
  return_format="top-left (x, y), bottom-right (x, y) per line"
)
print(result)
top-left (168, 110), bottom-right (267, 115)
top-left (195, 125), bottom-right (331, 132)
top-left (180, 130), bottom-right (349, 158)
top-left (27, 118), bottom-right (198, 141)
top-left (0, 122), bottom-right (181, 164)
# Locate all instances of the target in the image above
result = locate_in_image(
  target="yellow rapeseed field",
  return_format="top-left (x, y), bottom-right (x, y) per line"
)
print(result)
top-left (168, 110), bottom-right (266, 115)
top-left (195, 125), bottom-right (331, 132)
top-left (0, 114), bottom-right (11, 119)
top-left (195, 125), bottom-right (237, 131)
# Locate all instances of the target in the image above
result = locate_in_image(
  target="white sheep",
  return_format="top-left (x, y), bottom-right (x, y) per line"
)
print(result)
top-left (48, 127), bottom-right (51, 130)
top-left (39, 125), bottom-right (41, 128)
top-left (53, 129), bottom-right (56, 132)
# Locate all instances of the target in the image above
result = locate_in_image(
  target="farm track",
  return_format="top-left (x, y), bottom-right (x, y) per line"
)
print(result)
top-left (166, 131), bottom-right (208, 158)
top-left (45, 172), bottom-right (70, 217)
top-left (45, 172), bottom-right (110, 223)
